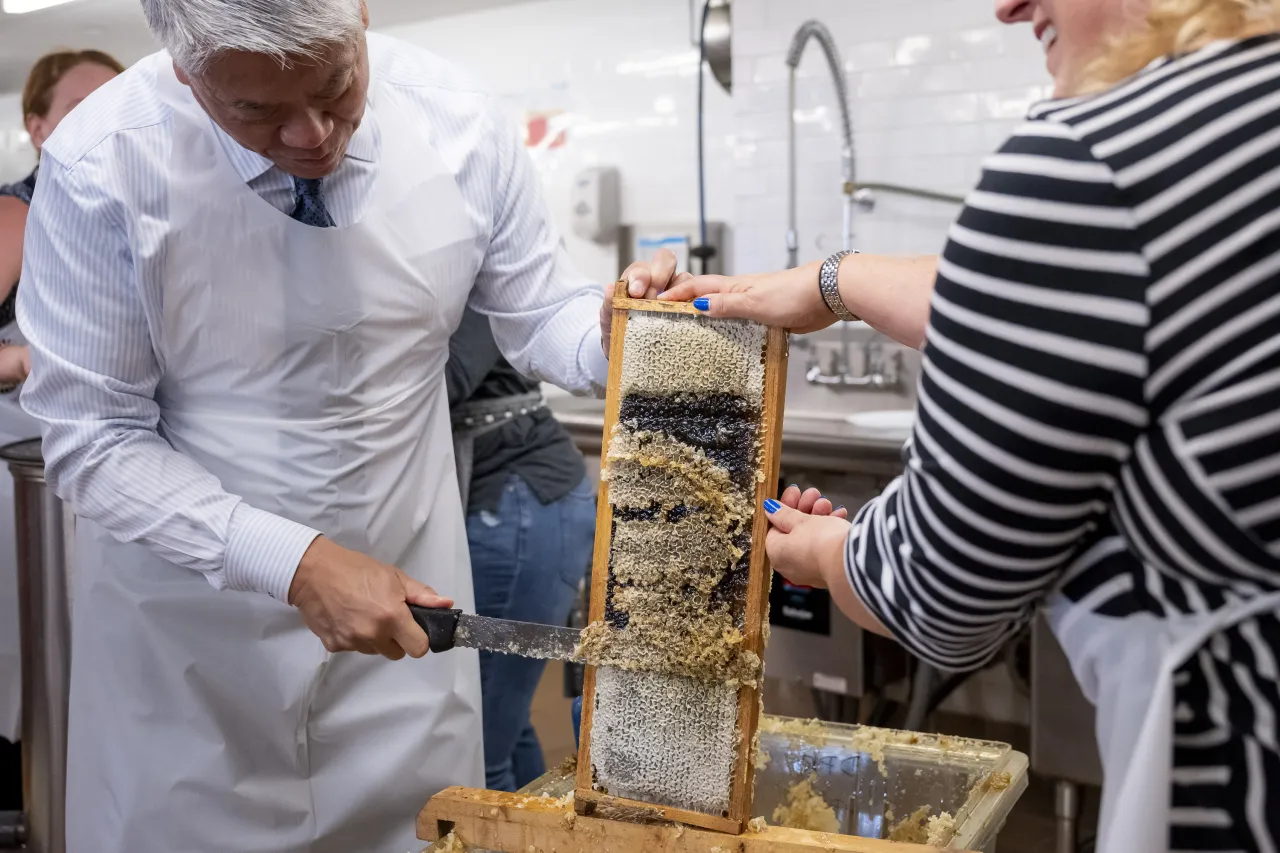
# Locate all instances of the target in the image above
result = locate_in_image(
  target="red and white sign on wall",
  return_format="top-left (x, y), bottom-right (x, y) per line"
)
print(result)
top-left (524, 110), bottom-right (568, 150)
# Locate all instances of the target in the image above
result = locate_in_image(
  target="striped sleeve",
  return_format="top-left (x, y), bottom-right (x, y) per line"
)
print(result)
top-left (845, 120), bottom-right (1151, 672)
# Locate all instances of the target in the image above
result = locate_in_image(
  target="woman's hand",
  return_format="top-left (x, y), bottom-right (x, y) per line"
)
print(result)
top-left (657, 260), bottom-right (834, 333)
top-left (766, 486), bottom-right (892, 638)
top-left (659, 254), bottom-right (939, 350)
top-left (778, 484), bottom-right (848, 520)
top-left (763, 486), bottom-right (850, 589)
top-left (0, 344), bottom-right (31, 387)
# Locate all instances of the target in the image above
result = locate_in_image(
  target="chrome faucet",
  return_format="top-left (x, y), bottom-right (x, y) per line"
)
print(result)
top-left (785, 21), bottom-right (855, 269)
top-left (803, 334), bottom-right (904, 391)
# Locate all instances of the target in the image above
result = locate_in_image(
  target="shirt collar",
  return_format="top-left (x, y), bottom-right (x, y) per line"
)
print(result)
top-left (213, 96), bottom-right (381, 185)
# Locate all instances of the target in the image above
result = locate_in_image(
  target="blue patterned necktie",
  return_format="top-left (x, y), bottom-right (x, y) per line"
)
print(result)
top-left (290, 176), bottom-right (335, 228)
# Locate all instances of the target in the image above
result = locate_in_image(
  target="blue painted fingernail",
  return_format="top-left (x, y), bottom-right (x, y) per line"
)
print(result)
top-left (837, 505), bottom-right (846, 511)
top-left (763, 499), bottom-right (781, 514)
top-left (788, 483), bottom-right (799, 490)
top-left (693, 297), bottom-right (710, 311)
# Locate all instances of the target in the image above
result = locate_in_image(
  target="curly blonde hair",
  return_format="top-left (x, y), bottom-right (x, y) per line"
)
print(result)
top-left (1083, 0), bottom-right (1280, 92)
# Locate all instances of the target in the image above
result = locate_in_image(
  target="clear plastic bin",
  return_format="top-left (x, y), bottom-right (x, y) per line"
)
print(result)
top-left (510, 714), bottom-right (1028, 852)
top-left (753, 717), bottom-right (1028, 852)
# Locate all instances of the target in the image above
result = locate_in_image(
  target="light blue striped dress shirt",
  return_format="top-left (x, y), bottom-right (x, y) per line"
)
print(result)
top-left (15, 35), bottom-right (608, 602)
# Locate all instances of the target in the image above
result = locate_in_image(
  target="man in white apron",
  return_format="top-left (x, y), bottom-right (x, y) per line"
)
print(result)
top-left (14, 2), bottom-right (644, 850)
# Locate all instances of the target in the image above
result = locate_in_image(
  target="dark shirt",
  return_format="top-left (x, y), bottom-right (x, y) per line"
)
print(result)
top-left (446, 308), bottom-right (586, 515)
top-left (0, 169), bottom-right (35, 329)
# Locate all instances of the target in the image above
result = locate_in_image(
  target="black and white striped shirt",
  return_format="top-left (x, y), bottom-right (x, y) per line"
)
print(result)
top-left (848, 33), bottom-right (1280, 673)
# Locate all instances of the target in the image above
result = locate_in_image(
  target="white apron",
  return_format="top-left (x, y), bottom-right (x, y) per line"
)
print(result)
top-left (0, 321), bottom-right (40, 743)
top-left (63, 68), bottom-right (484, 853)
top-left (1048, 588), bottom-right (1280, 852)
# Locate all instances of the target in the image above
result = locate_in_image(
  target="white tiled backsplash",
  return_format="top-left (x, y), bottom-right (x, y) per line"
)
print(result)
top-left (0, 94), bottom-right (37, 185)
top-left (731, 0), bottom-right (1052, 273)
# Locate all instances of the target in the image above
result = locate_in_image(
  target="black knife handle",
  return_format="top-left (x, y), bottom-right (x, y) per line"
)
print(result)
top-left (408, 605), bottom-right (462, 653)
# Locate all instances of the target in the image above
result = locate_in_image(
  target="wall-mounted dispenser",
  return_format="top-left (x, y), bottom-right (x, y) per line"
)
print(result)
top-left (570, 166), bottom-right (621, 245)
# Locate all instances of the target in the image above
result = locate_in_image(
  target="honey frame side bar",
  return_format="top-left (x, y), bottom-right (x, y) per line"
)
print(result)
top-left (573, 281), bottom-right (630, 801)
top-left (726, 325), bottom-right (789, 827)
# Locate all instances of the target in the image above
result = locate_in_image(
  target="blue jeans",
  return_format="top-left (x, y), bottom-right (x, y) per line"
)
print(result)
top-left (467, 474), bottom-right (595, 792)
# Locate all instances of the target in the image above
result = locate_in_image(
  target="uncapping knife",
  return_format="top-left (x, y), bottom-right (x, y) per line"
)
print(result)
top-left (408, 606), bottom-right (584, 662)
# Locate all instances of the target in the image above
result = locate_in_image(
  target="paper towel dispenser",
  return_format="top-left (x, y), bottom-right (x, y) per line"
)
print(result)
top-left (570, 166), bottom-right (621, 244)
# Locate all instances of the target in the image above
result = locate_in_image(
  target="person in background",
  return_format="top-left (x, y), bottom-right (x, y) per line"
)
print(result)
top-left (650, 0), bottom-right (1280, 849)
top-left (447, 308), bottom-right (595, 792)
top-left (0, 47), bottom-right (122, 814)
top-left (0, 50), bottom-right (122, 388)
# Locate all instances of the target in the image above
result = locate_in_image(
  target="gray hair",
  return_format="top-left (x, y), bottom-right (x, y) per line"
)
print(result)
top-left (140, 0), bottom-right (364, 74)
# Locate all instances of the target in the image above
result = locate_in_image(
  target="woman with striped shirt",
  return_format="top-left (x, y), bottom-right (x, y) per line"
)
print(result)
top-left (656, 0), bottom-right (1280, 849)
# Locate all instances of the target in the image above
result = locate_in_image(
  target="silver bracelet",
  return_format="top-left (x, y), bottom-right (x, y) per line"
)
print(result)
top-left (819, 251), bottom-right (860, 322)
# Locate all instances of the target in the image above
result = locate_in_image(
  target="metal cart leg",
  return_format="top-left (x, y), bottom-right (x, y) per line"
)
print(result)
top-left (903, 661), bottom-right (936, 732)
top-left (1055, 780), bottom-right (1079, 853)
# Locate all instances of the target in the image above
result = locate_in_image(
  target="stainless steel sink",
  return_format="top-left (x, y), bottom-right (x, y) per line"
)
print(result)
top-left (785, 323), bottom-right (919, 414)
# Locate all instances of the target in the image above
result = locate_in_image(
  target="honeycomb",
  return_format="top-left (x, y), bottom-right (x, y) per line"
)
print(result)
top-left (592, 668), bottom-right (740, 814)
top-left (586, 310), bottom-right (773, 819)
top-left (618, 313), bottom-right (765, 402)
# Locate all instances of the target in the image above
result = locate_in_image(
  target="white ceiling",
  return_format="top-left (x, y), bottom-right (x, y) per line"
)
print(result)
top-left (0, 0), bottom-right (534, 95)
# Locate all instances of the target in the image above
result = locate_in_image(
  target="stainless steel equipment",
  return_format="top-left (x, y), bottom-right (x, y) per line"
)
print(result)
top-left (617, 222), bottom-right (727, 276)
top-left (800, 334), bottom-right (906, 392)
top-left (702, 0), bottom-right (732, 94)
top-left (1, 439), bottom-right (72, 853)
top-left (1032, 612), bottom-right (1103, 853)
top-left (852, 182), bottom-right (966, 211)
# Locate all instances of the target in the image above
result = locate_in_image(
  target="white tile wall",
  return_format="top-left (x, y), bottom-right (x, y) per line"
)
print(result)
top-left (731, 0), bottom-right (1053, 273)
top-left (0, 94), bottom-right (36, 186)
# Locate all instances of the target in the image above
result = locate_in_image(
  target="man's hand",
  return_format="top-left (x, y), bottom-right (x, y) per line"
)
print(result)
top-left (600, 248), bottom-right (692, 354)
top-left (288, 536), bottom-right (453, 660)
top-left (0, 344), bottom-right (31, 387)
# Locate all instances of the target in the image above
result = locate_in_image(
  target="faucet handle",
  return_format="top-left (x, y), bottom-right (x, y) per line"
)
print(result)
top-left (864, 340), bottom-right (884, 375)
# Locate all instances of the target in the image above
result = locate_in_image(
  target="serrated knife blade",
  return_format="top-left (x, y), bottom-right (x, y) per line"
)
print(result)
top-left (408, 606), bottom-right (584, 662)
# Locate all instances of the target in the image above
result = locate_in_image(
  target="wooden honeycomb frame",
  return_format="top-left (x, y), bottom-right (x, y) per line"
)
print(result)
top-left (574, 283), bottom-right (788, 834)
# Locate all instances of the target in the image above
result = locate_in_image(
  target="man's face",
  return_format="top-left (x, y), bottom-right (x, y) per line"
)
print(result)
top-left (177, 35), bottom-right (370, 180)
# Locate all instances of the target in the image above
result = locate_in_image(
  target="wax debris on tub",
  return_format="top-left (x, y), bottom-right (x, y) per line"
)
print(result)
top-left (983, 770), bottom-right (1012, 791)
top-left (887, 805), bottom-right (956, 846)
top-left (771, 775), bottom-right (840, 833)
top-left (431, 831), bottom-right (468, 853)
